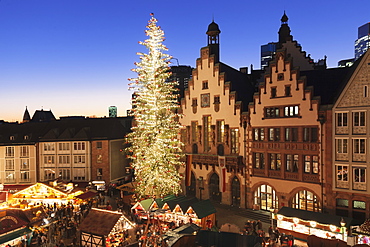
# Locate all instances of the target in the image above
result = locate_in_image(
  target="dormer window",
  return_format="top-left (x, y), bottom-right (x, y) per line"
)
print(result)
top-left (10, 136), bottom-right (15, 141)
top-left (24, 135), bottom-right (29, 140)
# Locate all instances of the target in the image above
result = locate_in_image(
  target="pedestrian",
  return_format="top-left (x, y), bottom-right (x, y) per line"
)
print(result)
top-left (59, 239), bottom-right (65, 247)
top-left (257, 220), bottom-right (262, 230)
top-left (274, 227), bottom-right (280, 243)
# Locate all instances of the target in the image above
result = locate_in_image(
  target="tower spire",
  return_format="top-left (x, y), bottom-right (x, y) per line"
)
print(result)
top-left (22, 106), bottom-right (31, 123)
top-left (278, 11), bottom-right (292, 44)
top-left (206, 20), bottom-right (221, 62)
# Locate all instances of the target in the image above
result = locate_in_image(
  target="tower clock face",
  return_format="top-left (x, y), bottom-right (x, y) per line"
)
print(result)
top-left (201, 93), bottom-right (210, 108)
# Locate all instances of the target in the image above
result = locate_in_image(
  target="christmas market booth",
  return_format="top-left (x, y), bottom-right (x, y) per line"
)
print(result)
top-left (275, 207), bottom-right (360, 242)
top-left (79, 208), bottom-right (136, 247)
top-left (4, 182), bottom-right (83, 208)
top-left (163, 223), bottom-right (200, 247)
top-left (350, 219), bottom-right (370, 245)
top-left (132, 196), bottom-right (216, 230)
top-left (0, 206), bottom-right (48, 246)
top-left (117, 181), bottom-right (136, 206)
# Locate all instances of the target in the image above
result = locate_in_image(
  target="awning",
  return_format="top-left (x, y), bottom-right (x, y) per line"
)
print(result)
top-left (277, 207), bottom-right (361, 228)
top-left (75, 191), bottom-right (98, 200)
top-left (0, 227), bottom-right (32, 244)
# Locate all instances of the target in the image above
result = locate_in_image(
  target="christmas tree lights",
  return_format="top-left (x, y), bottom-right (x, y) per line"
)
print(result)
top-left (126, 14), bottom-right (184, 199)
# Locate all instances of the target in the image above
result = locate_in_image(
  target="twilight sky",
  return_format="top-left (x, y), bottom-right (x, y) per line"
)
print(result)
top-left (1, 0), bottom-right (369, 122)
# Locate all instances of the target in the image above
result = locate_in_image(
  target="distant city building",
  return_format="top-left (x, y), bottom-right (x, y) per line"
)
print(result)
top-left (355, 22), bottom-right (370, 60)
top-left (338, 58), bottom-right (355, 67)
top-left (169, 65), bottom-right (193, 99)
top-left (109, 106), bottom-right (117, 118)
top-left (0, 115), bottom-right (132, 186)
top-left (261, 42), bottom-right (277, 69)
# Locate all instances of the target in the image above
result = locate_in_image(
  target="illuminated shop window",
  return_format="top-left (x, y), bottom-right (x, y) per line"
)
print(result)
top-left (292, 190), bottom-right (320, 212)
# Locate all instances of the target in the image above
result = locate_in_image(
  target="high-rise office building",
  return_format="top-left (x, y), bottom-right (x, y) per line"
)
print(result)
top-left (109, 106), bottom-right (117, 118)
top-left (355, 22), bottom-right (370, 60)
top-left (261, 42), bottom-right (277, 69)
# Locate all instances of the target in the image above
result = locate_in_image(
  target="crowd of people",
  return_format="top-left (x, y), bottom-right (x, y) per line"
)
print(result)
top-left (27, 200), bottom-right (94, 247)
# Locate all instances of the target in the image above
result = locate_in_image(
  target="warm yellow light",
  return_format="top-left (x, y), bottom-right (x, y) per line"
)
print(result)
top-left (310, 221), bottom-right (317, 228)
top-left (330, 225), bottom-right (337, 232)
top-left (293, 218), bottom-right (300, 224)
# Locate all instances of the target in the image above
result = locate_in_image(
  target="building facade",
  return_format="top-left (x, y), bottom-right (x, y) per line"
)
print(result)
top-left (331, 49), bottom-right (370, 222)
top-left (248, 46), bottom-right (325, 212)
top-left (0, 115), bottom-right (132, 187)
top-left (180, 21), bottom-right (254, 207)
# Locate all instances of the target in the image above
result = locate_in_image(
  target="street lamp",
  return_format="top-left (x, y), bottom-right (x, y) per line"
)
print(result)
top-left (270, 207), bottom-right (275, 228)
top-left (198, 177), bottom-right (204, 201)
top-left (340, 217), bottom-right (346, 241)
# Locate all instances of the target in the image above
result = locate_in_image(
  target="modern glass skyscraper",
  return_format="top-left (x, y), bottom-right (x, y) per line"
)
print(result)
top-left (355, 23), bottom-right (370, 60)
top-left (261, 42), bottom-right (277, 69)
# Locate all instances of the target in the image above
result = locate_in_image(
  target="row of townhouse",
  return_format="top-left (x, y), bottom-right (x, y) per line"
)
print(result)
top-left (0, 114), bottom-right (132, 188)
top-left (178, 12), bottom-right (370, 223)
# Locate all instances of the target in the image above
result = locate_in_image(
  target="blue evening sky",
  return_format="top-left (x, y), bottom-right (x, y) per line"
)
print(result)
top-left (0, 0), bottom-right (369, 122)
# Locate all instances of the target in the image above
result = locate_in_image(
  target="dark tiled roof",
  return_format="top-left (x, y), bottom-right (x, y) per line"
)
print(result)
top-left (79, 209), bottom-right (122, 236)
top-left (0, 117), bottom-right (132, 145)
top-left (0, 122), bottom-right (49, 145)
top-left (219, 63), bottom-right (256, 109)
top-left (31, 110), bottom-right (56, 122)
top-left (38, 117), bottom-right (132, 142)
top-left (299, 50), bottom-right (364, 106)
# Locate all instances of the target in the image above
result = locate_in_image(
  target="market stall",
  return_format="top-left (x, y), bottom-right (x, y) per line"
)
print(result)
top-left (0, 206), bottom-right (48, 247)
top-left (350, 219), bottom-right (370, 245)
top-left (276, 207), bottom-right (359, 242)
top-left (5, 182), bottom-right (83, 208)
top-left (132, 196), bottom-right (216, 230)
top-left (79, 208), bottom-right (136, 247)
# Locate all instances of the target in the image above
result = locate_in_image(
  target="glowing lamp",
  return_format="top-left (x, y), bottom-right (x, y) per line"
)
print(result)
top-left (310, 221), bottom-right (317, 228)
top-left (293, 218), bottom-right (300, 224)
top-left (277, 214), bottom-right (284, 221)
top-left (330, 225), bottom-right (337, 232)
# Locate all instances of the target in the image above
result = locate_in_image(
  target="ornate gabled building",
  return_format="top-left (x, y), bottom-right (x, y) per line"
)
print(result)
top-left (247, 13), bottom-right (344, 214)
top-left (331, 49), bottom-right (370, 222)
top-left (179, 20), bottom-right (255, 207)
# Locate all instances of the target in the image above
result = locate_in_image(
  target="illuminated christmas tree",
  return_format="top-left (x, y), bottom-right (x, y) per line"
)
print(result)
top-left (126, 14), bottom-right (184, 199)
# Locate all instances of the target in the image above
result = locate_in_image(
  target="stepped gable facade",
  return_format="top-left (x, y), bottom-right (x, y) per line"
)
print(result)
top-left (179, 20), bottom-right (255, 207)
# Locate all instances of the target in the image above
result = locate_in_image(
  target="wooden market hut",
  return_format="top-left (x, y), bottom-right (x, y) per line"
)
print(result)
top-left (8, 182), bottom-right (83, 207)
top-left (79, 208), bottom-right (135, 247)
top-left (190, 200), bottom-right (216, 229)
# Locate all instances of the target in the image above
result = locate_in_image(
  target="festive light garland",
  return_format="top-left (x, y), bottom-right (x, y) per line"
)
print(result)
top-left (126, 14), bottom-right (184, 199)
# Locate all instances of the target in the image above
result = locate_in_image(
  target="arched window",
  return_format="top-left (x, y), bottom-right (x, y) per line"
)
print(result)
top-left (186, 172), bottom-right (196, 197)
top-left (209, 173), bottom-right (221, 202)
top-left (254, 184), bottom-right (278, 211)
top-left (231, 176), bottom-right (240, 207)
top-left (291, 190), bottom-right (321, 212)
